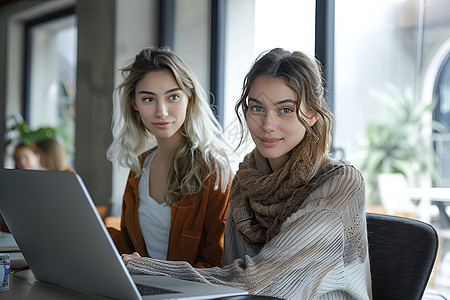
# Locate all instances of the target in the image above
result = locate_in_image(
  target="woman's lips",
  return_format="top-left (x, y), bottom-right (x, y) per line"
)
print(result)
top-left (153, 122), bottom-right (171, 128)
top-left (258, 137), bottom-right (282, 147)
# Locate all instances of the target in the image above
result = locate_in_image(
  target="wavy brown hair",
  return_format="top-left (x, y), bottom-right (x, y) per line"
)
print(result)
top-left (235, 48), bottom-right (333, 175)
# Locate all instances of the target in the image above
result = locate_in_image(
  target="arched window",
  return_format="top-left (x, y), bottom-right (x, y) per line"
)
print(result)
top-left (433, 53), bottom-right (450, 187)
top-left (434, 54), bottom-right (450, 131)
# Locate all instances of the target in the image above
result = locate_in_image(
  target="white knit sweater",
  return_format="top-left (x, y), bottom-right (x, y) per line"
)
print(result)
top-left (127, 160), bottom-right (373, 299)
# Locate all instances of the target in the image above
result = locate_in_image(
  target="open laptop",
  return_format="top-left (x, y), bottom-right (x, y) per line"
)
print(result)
top-left (0, 168), bottom-right (248, 299)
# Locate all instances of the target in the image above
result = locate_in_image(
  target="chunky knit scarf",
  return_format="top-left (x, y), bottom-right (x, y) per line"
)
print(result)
top-left (231, 141), bottom-right (342, 252)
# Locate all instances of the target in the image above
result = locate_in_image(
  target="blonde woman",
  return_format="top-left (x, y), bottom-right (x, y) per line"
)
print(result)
top-left (107, 46), bottom-right (232, 268)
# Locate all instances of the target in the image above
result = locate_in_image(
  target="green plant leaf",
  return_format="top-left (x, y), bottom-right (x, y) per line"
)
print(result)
top-left (361, 83), bottom-right (447, 204)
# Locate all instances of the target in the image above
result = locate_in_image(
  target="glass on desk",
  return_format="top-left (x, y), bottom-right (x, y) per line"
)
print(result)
top-left (0, 253), bottom-right (10, 291)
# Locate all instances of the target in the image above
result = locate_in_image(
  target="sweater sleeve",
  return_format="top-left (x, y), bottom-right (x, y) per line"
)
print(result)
top-left (126, 164), bottom-right (371, 300)
top-left (127, 210), bottom-right (369, 299)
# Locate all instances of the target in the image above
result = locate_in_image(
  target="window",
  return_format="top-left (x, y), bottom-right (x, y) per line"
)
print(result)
top-left (25, 11), bottom-right (77, 160)
top-left (334, 2), bottom-right (450, 293)
top-left (433, 54), bottom-right (450, 187)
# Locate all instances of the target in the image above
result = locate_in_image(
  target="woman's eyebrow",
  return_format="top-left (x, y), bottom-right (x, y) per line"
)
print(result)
top-left (248, 97), bottom-right (261, 104)
top-left (275, 99), bottom-right (297, 105)
top-left (165, 87), bottom-right (181, 94)
top-left (137, 87), bottom-right (181, 95)
top-left (249, 97), bottom-right (296, 105)
top-left (137, 90), bottom-right (156, 95)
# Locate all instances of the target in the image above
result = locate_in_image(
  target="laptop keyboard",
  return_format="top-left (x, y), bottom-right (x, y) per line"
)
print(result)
top-left (135, 283), bottom-right (180, 296)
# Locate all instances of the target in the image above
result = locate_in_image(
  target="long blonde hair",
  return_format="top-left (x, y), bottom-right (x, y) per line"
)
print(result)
top-left (107, 46), bottom-right (231, 204)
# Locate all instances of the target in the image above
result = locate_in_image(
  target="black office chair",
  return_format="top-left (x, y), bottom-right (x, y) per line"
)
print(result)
top-left (367, 213), bottom-right (439, 300)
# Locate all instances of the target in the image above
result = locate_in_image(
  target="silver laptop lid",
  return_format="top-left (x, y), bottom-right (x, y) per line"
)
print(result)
top-left (0, 168), bottom-right (142, 299)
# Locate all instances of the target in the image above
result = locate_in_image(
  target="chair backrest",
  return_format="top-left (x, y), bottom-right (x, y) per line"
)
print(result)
top-left (367, 213), bottom-right (439, 300)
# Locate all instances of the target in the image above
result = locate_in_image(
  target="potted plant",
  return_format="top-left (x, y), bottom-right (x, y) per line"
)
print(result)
top-left (4, 115), bottom-right (58, 148)
top-left (360, 83), bottom-right (446, 205)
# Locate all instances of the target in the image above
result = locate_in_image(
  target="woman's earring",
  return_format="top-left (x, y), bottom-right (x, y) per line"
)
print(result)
top-left (314, 137), bottom-right (319, 144)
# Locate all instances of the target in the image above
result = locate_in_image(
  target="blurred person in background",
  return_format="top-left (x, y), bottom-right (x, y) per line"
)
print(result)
top-left (36, 138), bottom-right (75, 173)
top-left (1, 142), bottom-right (41, 232)
top-left (14, 142), bottom-right (41, 170)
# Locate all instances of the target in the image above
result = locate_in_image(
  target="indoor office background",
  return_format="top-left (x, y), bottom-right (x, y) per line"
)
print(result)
top-left (0, 0), bottom-right (450, 295)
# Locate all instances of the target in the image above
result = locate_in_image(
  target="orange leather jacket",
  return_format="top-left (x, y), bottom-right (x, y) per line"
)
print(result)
top-left (108, 149), bottom-right (232, 268)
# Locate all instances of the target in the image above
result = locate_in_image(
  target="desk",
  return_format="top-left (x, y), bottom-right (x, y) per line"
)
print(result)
top-left (1, 261), bottom-right (281, 300)
top-left (2, 269), bottom-right (110, 300)
top-left (0, 234), bottom-right (280, 299)
top-left (408, 188), bottom-right (450, 201)
top-left (408, 188), bottom-right (450, 227)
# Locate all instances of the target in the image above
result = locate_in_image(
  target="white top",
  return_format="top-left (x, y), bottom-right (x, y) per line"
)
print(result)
top-left (138, 150), bottom-right (172, 259)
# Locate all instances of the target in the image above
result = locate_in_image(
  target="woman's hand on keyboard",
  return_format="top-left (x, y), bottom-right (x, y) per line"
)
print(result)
top-left (121, 252), bottom-right (141, 264)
